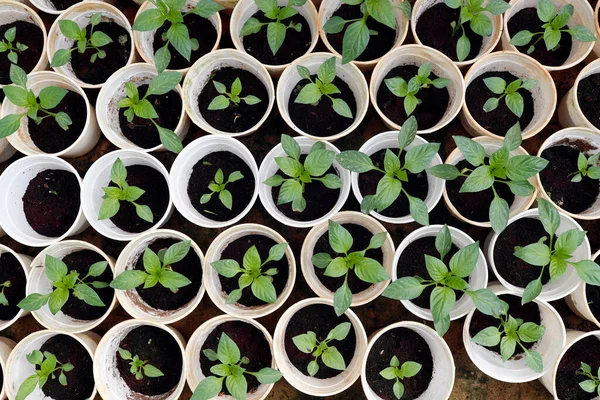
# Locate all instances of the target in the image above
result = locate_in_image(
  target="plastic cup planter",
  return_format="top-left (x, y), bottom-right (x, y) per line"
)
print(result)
top-left (592, 1), bottom-right (600, 60)
top-left (273, 297), bottom-right (368, 396)
top-left (0, 155), bottom-right (88, 247)
top-left (318, 0), bottom-right (409, 71)
top-left (565, 250), bottom-right (600, 328)
top-left (501, 0), bottom-right (596, 71)
top-left (183, 49), bottom-right (275, 136)
top-left (96, 63), bottom-right (190, 152)
top-left (94, 319), bottom-right (187, 400)
top-left (28, 0), bottom-right (114, 15)
top-left (0, 337), bottom-right (16, 400)
top-left (276, 52), bottom-right (369, 142)
top-left (258, 136), bottom-right (350, 228)
top-left (46, 2), bottom-right (136, 90)
top-left (370, 45), bottom-right (466, 135)
top-left (558, 58), bottom-right (600, 132)
top-left (230, 0), bottom-right (319, 76)
top-left (114, 229), bottom-right (205, 323)
top-left (361, 321), bottom-right (455, 400)
top-left (463, 284), bottom-right (566, 383)
top-left (0, 244), bottom-right (31, 332)
top-left (81, 149), bottom-right (174, 242)
top-left (460, 51), bottom-right (556, 141)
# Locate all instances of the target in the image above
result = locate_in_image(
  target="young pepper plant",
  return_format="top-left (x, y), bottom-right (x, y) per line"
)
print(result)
top-left (577, 362), bottom-right (600, 396)
top-left (118, 348), bottom-right (164, 380)
top-left (16, 350), bottom-right (74, 400)
top-left (379, 356), bottom-right (422, 400)
top-left (292, 322), bottom-right (351, 376)
top-left (201, 169), bottom-right (244, 210)
top-left (312, 220), bottom-right (389, 316)
top-left (570, 152), bottom-right (600, 182)
top-left (192, 333), bottom-right (283, 400)
top-left (482, 77), bottom-right (537, 118)
top-left (207, 78), bottom-right (261, 110)
top-left (0, 279), bottom-right (10, 306)
top-left (0, 27), bottom-right (29, 65)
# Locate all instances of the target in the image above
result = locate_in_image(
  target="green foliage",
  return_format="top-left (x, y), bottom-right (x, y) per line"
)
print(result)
top-left (482, 77), bottom-right (537, 118)
top-left (16, 350), bottom-right (74, 400)
top-left (0, 27), bottom-right (29, 65)
top-left (118, 348), bottom-right (164, 380)
top-left (577, 362), bottom-right (600, 396)
top-left (0, 280), bottom-right (11, 306)
top-left (569, 152), bottom-right (600, 183)
top-left (207, 78), bottom-right (262, 110)
top-left (200, 169), bottom-right (244, 211)
top-left (379, 356), bottom-right (422, 399)
top-left (292, 322), bottom-right (351, 376)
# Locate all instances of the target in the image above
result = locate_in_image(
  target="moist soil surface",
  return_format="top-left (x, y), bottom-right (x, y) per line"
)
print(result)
top-left (217, 234), bottom-right (289, 307)
top-left (27, 91), bottom-right (88, 154)
top-left (200, 320), bottom-right (271, 394)
top-left (116, 325), bottom-right (183, 396)
top-left (108, 164), bottom-right (169, 233)
top-left (271, 154), bottom-right (341, 221)
top-left (0, 21), bottom-right (44, 84)
top-left (365, 327), bottom-right (434, 400)
top-left (313, 223), bottom-right (383, 294)
top-left (540, 143), bottom-right (600, 214)
top-left (466, 71), bottom-right (535, 136)
top-left (555, 335), bottom-right (600, 400)
top-left (198, 67), bottom-right (269, 133)
top-left (578, 73), bottom-right (600, 130)
top-left (132, 238), bottom-right (203, 310)
top-left (38, 334), bottom-right (94, 399)
top-left (187, 151), bottom-right (255, 221)
top-left (119, 84), bottom-right (182, 149)
top-left (23, 169), bottom-right (80, 238)
top-left (508, 7), bottom-right (572, 67)
top-left (59, 250), bottom-right (113, 321)
top-left (284, 303), bottom-right (357, 379)
top-left (377, 65), bottom-right (450, 130)
top-left (288, 75), bottom-right (357, 137)
top-left (69, 21), bottom-right (131, 85)
top-left (469, 294), bottom-right (541, 356)
top-left (242, 12), bottom-right (311, 65)
top-left (0, 252), bottom-right (26, 321)
top-left (416, 4), bottom-right (483, 62)
top-left (446, 159), bottom-right (515, 223)
top-left (358, 149), bottom-right (429, 218)
top-left (153, 14), bottom-right (217, 70)
top-left (49, 0), bottom-right (79, 10)
top-left (326, 4), bottom-right (396, 62)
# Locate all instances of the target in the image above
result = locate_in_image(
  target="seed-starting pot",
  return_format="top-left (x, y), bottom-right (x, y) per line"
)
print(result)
top-left (0, 336), bottom-right (15, 400)
top-left (565, 250), bottom-right (600, 329)
top-left (0, 244), bottom-right (31, 333)
top-left (558, 58), bottom-right (600, 133)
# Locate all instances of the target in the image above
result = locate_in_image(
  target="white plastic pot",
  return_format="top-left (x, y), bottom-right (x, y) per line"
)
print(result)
top-left (460, 51), bottom-right (556, 140)
top-left (592, 1), bottom-right (600, 60)
top-left (0, 337), bottom-right (15, 400)
top-left (351, 131), bottom-right (444, 224)
top-left (361, 321), bottom-right (455, 400)
top-left (565, 249), bottom-right (600, 328)
top-left (114, 229), bottom-right (204, 323)
top-left (26, 240), bottom-right (117, 333)
top-left (558, 58), bottom-right (600, 132)
top-left (258, 136), bottom-right (350, 228)
top-left (463, 283), bottom-right (566, 383)
top-left (81, 149), bottom-right (173, 241)
top-left (0, 155), bottom-right (88, 247)
top-left (392, 224), bottom-right (488, 322)
top-left (96, 63), bottom-right (190, 152)
top-left (29, 0), bottom-right (114, 15)
top-left (276, 52), bottom-right (368, 142)
top-left (0, 245), bottom-right (31, 332)
top-left (484, 208), bottom-right (591, 302)
top-left (186, 315), bottom-right (277, 400)
top-left (301, 211), bottom-right (395, 306)
top-left (170, 135), bottom-right (258, 228)
top-left (0, 138), bottom-right (16, 163)
top-left (94, 319), bottom-right (187, 400)
top-left (273, 297), bottom-right (368, 396)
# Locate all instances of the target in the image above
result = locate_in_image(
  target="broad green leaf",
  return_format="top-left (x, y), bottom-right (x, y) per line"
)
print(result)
top-left (17, 293), bottom-right (50, 311)
top-left (522, 278), bottom-right (543, 304)
top-left (460, 165), bottom-right (494, 193)
top-left (354, 257), bottom-right (389, 283)
top-left (163, 240), bottom-right (191, 266)
top-left (250, 368), bottom-right (283, 384)
top-left (147, 71), bottom-right (182, 96)
top-left (304, 149), bottom-right (335, 177)
top-left (514, 242), bottom-right (551, 266)
top-left (45, 255), bottom-right (68, 282)
top-left (110, 270), bottom-right (148, 290)
top-left (327, 322), bottom-right (351, 341)
top-left (468, 288), bottom-right (508, 317)
top-left (292, 331), bottom-right (317, 353)
top-left (321, 346), bottom-right (346, 370)
top-left (267, 22), bottom-right (286, 55)
top-left (453, 136), bottom-right (485, 166)
top-left (490, 195), bottom-right (510, 234)
top-left (572, 260), bottom-right (600, 286)
top-left (251, 275), bottom-right (277, 303)
top-left (382, 277), bottom-right (426, 300)
top-left (449, 241), bottom-right (480, 278)
top-left (295, 82), bottom-right (321, 104)
top-left (500, 335), bottom-right (517, 361)
top-left (525, 350), bottom-right (544, 373)
top-left (405, 143), bottom-right (440, 174)
top-left (407, 194), bottom-right (429, 226)
top-left (191, 376), bottom-right (223, 400)
top-left (48, 288), bottom-right (69, 314)
top-left (517, 322), bottom-right (545, 343)
top-left (335, 151), bottom-right (375, 173)
top-left (217, 333), bottom-right (240, 365)
top-left (341, 21), bottom-right (369, 64)
top-left (427, 164), bottom-right (462, 180)
top-left (333, 281), bottom-right (352, 316)
top-left (328, 220), bottom-right (353, 254)
top-left (166, 23), bottom-right (192, 60)
top-left (472, 326), bottom-right (502, 346)
top-left (132, 9), bottom-right (166, 31)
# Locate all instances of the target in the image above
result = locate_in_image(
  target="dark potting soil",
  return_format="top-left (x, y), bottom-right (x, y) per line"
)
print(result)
top-left (22, 169), bottom-right (80, 238)
top-left (377, 65), bottom-right (450, 130)
top-left (69, 21), bottom-right (131, 85)
top-left (242, 12), bottom-right (311, 65)
top-left (200, 321), bottom-right (272, 394)
top-left (132, 238), bottom-right (203, 310)
top-left (396, 236), bottom-right (464, 309)
top-left (556, 336), bottom-right (600, 400)
top-left (313, 224), bottom-right (383, 294)
top-left (187, 151), bottom-right (255, 221)
top-left (217, 234), bottom-right (289, 307)
top-left (119, 84), bottom-right (182, 149)
top-left (415, 3), bottom-right (483, 62)
top-left (469, 294), bottom-right (541, 356)
top-left (59, 250), bottom-right (113, 321)
top-left (540, 143), bottom-right (600, 214)
top-left (153, 14), bottom-right (217, 70)
top-left (0, 252), bottom-right (26, 321)
top-left (446, 158), bottom-right (515, 223)
top-left (578, 73), bottom-right (600, 130)
top-left (49, 0), bottom-right (79, 10)
top-left (271, 154), bottom-right (341, 221)
top-left (288, 75), bottom-right (357, 137)
top-left (27, 91), bottom-right (88, 154)
top-left (325, 4), bottom-right (396, 62)
top-left (466, 71), bottom-right (535, 136)
top-left (365, 327), bottom-right (434, 400)
top-left (108, 165), bottom-right (169, 233)
top-left (284, 303), bottom-right (357, 379)
top-left (116, 325), bottom-right (183, 396)
top-left (508, 7), bottom-right (572, 67)
top-left (358, 149), bottom-right (429, 218)
top-left (38, 334), bottom-right (94, 400)
top-left (0, 21), bottom-right (44, 84)
top-left (198, 67), bottom-right (269, 133)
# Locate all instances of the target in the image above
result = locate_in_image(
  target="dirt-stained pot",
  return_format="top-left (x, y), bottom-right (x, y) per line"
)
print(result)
top-left (558, 59), bottom-right (600, 132)
top-left (0, 337), bottom-right (15, 400)
top-left (565, 250), bottom-right (600, 328)
top-left (0, 244), bottom-right (31, 333)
